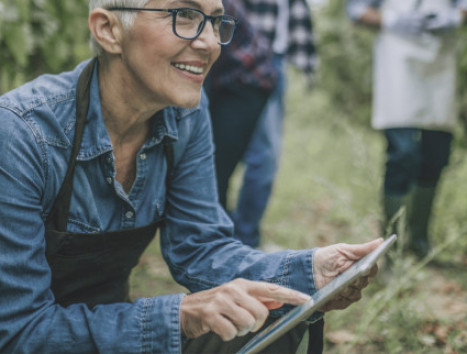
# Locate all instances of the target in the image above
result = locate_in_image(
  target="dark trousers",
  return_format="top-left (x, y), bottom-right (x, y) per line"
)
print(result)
top-left (384, 128), bottom-right (452, 196)
top-left (183, 317), bottom-right (324, 354)
top-left (207, 83), bottom-right (271, 208)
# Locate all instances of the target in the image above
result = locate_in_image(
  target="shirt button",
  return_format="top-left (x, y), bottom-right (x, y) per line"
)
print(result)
top-left (106, 177), bottom-right (113, 184)
top-left (140, 153), bottom-right (147, 160)
top-left (125, 211), bottom-right (134, 219)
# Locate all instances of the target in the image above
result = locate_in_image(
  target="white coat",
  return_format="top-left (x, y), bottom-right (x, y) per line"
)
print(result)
top-left (373, 0), bottom-right (458, 131)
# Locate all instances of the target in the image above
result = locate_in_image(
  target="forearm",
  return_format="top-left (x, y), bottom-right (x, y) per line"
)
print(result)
top-left (160, 98), bottom-right (319, 315)
top-left (163, 218), bottom-right (320, 317)
top-left (1, 294), bottom-right (185, 353)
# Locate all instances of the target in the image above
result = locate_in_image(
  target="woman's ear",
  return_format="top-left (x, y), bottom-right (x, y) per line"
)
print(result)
top-left (88, 9), bottom-right (123, 55)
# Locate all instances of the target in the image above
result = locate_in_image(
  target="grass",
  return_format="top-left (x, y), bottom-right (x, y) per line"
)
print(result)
top-left (129, 69), bottom-right (467, 353)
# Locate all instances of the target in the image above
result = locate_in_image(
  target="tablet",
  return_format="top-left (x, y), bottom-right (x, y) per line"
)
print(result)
top-left (237, 234), bottom-right (397, 354)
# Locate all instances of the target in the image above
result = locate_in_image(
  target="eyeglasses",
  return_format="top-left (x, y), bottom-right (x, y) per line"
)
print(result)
top-left (108, 7), bottom-right (238, 46)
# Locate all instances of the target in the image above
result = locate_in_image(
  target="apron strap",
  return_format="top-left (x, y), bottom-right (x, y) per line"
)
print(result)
top-left (46, 58), bottom-right (96, 232)
top-left (163, 142), bottom-right (174, 189)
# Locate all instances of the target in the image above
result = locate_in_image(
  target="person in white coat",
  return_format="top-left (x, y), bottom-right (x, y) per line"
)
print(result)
top-left (346, 0), bottom-right (467, 258)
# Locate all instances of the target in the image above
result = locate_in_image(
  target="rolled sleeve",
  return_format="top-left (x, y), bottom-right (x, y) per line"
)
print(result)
top-left (269, 248), bottom-right (324, 323)
top-left (140, 294), bottom-right (186, 353)
top-left (288, 249), bottom-right (318, 296)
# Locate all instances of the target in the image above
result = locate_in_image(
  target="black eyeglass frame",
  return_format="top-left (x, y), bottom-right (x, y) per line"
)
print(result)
top-left (107, 7), bottom-right (238, 45)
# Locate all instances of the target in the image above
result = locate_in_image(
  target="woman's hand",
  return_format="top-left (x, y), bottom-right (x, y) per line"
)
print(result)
top-left (180, 278), bottom-right (310, 341)
top-left (313, 238), bottom-right (383, 312)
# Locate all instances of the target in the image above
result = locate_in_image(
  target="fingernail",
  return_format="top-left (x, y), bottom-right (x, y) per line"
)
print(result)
top-left (238, 327), bottom-right (253, 336)
top-left (252, 322), bottom-right (262, 332)
top-left (298, 292), bottom-right (311, 301)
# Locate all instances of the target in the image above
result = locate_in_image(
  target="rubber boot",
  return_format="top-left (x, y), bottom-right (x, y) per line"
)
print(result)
top-left (406, 185), bottom-right (436, 258)
top-left (383, 194), bottom-right (405, 237)
top-left (380, 194), bottom-right (406, 281)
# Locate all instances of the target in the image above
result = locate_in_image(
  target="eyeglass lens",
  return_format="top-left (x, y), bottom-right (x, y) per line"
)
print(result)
top-left (175, 9), bottom-right (236, 44)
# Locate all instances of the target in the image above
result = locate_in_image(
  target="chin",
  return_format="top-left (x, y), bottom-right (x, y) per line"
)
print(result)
top-left (175, 93), bottom-right (202, 109)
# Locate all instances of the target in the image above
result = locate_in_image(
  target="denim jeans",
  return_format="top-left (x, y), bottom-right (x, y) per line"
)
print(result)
top-left (208, 83), bottom-right (271, 208)
top-left (233, 56), bottom-right (286, 247)
top-left (383, 128), bottom-right (453, 196)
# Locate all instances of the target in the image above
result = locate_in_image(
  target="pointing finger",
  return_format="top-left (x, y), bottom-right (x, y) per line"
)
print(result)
top-left (248, 281), bottom-right (311, 306)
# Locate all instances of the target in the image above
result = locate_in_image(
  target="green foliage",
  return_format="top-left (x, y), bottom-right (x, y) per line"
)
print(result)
top-left (0, 0), bottom-right (91, 94)
top-left (312, 0), bottom-right (375, 127)
top-left (456, 26), bottom-right (467, 137)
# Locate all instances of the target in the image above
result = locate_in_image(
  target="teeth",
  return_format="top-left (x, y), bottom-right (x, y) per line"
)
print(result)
top-left (173, 63), bottom-right (203, 74)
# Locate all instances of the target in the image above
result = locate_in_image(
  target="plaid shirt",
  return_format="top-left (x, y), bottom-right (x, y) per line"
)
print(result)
top-left (207, 0), bottom-right (278, 91)
top-left (245, 0), bottom-right (318, 75)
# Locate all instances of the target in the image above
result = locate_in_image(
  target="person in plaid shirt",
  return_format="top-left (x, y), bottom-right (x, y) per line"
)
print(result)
top-left (231, 0), bottom-right (318, 249)
top-left (205, 0), bottom-right (278, 210)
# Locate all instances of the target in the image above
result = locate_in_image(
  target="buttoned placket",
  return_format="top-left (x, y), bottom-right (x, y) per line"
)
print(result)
top-left (120, 145), bottom-right (160, 228)
top-left (99, 151), bottom-right (136, 228)
top-left (103, 153), bottom-right (115, 186)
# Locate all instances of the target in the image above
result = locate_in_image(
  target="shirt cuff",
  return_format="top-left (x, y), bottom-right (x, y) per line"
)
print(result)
top-left (268, 248), bottom-right (319, 318)
top-left (139, 293), bottom-right (186, 353)
top-left (292, 248), bottom-right (318, 296)
top-left (291, 248), bottom-right (324, 323)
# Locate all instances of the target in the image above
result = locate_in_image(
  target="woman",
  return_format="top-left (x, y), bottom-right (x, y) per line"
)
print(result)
top-left (0, 0), bottom-right (381, 352)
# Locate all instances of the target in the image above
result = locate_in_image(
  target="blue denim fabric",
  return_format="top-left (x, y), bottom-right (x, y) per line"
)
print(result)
top-left (0, 59), bottom-right (318, 353)
top-left (383, 128), bottom-right (452, 196)
top-left (233, 56), bottom-right (286, 247)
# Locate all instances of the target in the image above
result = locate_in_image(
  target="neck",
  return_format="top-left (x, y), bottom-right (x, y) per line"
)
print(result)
top-left (97, 56), bottom-right (162, 142)
top-left (96, 57), bottom-right (159, 193)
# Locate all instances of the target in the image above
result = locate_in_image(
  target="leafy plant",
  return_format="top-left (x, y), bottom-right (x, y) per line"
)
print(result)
top-left (0, 0), bottom-right (90, 94)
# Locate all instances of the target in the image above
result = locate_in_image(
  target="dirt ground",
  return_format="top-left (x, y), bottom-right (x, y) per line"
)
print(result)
top-left (323, 261), bottom-right (467, 353)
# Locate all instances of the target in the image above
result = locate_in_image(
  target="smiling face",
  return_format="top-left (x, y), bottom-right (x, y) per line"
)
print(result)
top-left (116, 0), bottom-right (223, 110)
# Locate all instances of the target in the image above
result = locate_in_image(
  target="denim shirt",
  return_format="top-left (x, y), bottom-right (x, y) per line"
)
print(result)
top-left (0, 59), bottom-right (318, 353)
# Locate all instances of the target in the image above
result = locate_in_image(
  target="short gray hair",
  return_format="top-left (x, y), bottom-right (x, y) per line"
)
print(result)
top-left (89, 0), bottom-right (149, 56)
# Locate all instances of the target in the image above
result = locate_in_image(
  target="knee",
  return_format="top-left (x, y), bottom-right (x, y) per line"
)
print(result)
top-left (417, 157), bottom-right (450, 187)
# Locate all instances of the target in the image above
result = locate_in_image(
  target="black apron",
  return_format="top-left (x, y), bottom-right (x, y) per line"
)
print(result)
top-left (44, 59), bottom-right (173, 308)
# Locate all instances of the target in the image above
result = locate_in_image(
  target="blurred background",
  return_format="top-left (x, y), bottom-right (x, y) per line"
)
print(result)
top-left (1, 0), bottom-right (466, 352)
